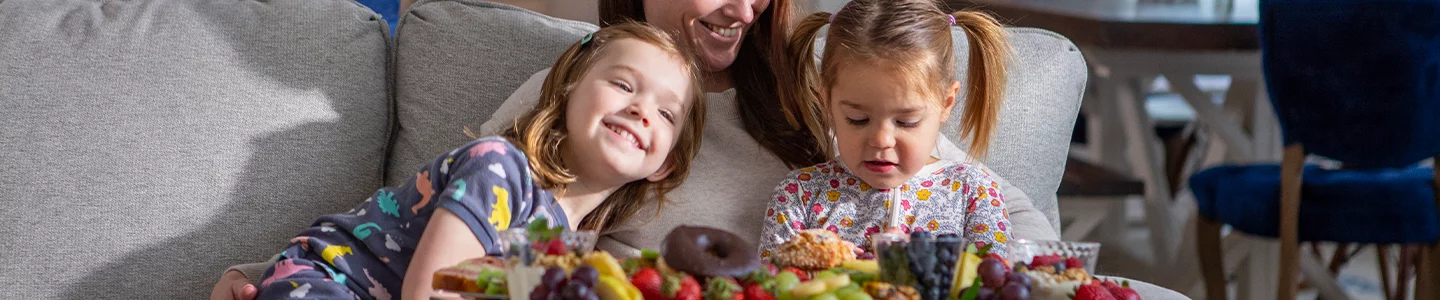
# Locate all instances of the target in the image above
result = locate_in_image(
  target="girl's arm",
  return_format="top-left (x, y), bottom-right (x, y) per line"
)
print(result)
top-left (758, 174), bottom-right (809, 258)
top-left (402, 209), bottom-right (487, 299)
top-left (960, 170), bottom-right (1011, 256)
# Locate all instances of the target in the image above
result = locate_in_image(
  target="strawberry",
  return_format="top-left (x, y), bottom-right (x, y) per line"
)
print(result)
top-left (763, 263), bottom-right (779, 276)
top-left (704, 277), bottom-right (745, 300)
top-left (743, 282), bottom-right (774, 300)
top-left (781, 267), bottom-right (810, 281)
top-left (1103, 281), bottom-right (1141, 300)
top-left (632, 267), bottom-right (665, 300)
top-left (543, 239), bottom-right (567, 255)
top-left (1073, 283), bottom-right (1117, 300)
top-left (664, 274), bottom-right (703, 300)
top-left (1065, 257), bottom-right (1085, 269)
top-left (1031, 254), bottom-right (1062, 267)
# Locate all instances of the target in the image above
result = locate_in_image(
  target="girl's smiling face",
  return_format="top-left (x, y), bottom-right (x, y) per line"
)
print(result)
top-left (562, 39), bottom-right (697, 187)
top-left (825, 62), bottom-right (959, 189)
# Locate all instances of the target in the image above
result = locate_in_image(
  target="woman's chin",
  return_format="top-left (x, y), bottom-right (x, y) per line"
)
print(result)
top-left (697, 48), bottom-right (739, 72)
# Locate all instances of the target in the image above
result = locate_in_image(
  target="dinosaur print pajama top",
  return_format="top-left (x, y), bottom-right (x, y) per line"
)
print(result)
top-left (256, 137), bottom-right (567, 300)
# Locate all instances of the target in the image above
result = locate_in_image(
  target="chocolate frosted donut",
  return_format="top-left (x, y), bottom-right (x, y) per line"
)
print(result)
top-left (661, 225), bottom-right (761, 278)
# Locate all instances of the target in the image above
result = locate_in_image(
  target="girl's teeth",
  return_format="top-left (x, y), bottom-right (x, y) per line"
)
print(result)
top-left (607, 125), bottom-right (642, 149)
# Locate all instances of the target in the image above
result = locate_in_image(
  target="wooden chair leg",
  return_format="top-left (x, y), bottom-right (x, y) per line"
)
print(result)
top-left (1328, 243), bottom-right (1350, 274)
top-left (1278, 144), bottom-right (1304, 300)
top-left (1379, 245), bottom-right (1394, 300)
top-left (1399, 246), bottom-right (1417, 300)
top-left (1418, 160), bottom-right (1440, 299)
top-left (1198, 215), bottom-right (1226, 300)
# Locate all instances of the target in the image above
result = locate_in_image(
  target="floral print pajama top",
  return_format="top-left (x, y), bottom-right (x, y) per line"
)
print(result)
top-left (758, 159), bottom-right (1011, 258)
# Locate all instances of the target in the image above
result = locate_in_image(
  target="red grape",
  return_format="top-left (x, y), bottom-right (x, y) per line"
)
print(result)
top-left (1000, 283), bottom-right (1030, 300)
top-left (979, 258), bottom-right (1008, 288)
top-left (542, 267), bottom-right (568, 290)
top-left (572, 266), bottom-right (599, 287)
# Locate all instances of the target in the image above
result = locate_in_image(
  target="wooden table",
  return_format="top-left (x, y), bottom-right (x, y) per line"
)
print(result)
top-left (944, 0), bottom-right (1257, 51)
top-left (939, 1), bottom-right (1324, 299)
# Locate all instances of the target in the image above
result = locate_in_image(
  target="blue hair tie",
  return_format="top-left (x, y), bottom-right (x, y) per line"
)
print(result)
top-left (580, 32), bottom-right (594, 45)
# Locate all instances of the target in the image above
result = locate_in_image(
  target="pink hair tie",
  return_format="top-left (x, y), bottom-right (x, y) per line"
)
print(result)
top-left (948, 15), bottom-right (956, 25)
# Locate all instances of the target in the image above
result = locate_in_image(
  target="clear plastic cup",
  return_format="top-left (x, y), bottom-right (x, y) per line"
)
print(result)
top-left (872, 233), bottom-right (915, 286)
top-left (1006, 239), bottom-right (1102, 273)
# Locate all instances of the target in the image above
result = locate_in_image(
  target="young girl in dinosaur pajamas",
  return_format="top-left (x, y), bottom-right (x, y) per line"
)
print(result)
top-left (255, 22), bottom-right (707, 300)
top-left (759, 0), bottom-right (1013, 257)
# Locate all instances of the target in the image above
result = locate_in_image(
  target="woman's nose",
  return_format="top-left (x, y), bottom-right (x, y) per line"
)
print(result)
top-left (721, 0), bottom-right (763, 24)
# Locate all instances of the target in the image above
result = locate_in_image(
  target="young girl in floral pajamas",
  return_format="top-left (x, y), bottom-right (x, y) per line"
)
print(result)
top-left (759, 0), bottom-right (1013, 257)
top-left (255, 22), bottom-right (708, 300)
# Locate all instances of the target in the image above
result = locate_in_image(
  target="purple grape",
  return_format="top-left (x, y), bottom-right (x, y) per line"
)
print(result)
top-left (976, 287), bottom-right (996, 300)
top-left (1005, 272), bottom-right (1032, 288)
top-left (562, 281), bottom-right (590, 300)
top-left (979, 259), bottom-right (1008, 288)
top-left (542, 267), bottom-right (568, 290)
top-left (530, 286), bottom-right (550, 300)
top-left (571, 266), bottom-right (599, 287)
top-left (1000, 283), bottom-right (1030, 300)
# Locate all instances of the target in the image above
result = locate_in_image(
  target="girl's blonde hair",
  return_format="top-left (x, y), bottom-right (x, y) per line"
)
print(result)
top-left (783, 0), bottom-right (1009, 159)
top-left (494, 22), bottom-right (707, 231)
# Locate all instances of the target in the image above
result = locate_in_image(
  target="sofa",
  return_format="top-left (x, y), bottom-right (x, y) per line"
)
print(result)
top-left (0, 0), bottom-right (1085, 298)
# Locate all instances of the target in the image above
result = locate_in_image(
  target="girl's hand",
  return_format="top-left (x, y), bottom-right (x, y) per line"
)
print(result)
top-left (844, 240), bottom-right (865, 256)
top-left (209, 271), bottom-right (257, 300)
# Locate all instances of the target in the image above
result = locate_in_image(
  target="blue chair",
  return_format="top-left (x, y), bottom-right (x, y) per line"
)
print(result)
top-left (1189, 1), bottom-right (1440, 299)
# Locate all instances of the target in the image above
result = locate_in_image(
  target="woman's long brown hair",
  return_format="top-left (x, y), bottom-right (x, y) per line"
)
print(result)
top-left (598, 0), bottom-right (825, 168)
top-left (783, 0), bottom-right (1009, 159)
top-left (492, 22), bottom-right (707, 231)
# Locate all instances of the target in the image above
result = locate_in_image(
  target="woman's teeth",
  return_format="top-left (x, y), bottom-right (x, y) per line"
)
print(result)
top-left (606, 124), bottom-right (642, 149)
top-left (704, 23), bottom-right (740, 38)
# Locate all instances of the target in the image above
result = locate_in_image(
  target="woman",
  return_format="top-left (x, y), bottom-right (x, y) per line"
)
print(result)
top-left (211, 1), bottom-right (1056, 299)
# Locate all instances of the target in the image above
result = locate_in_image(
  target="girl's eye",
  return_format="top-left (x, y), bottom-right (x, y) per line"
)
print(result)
top-left (612, 80), bottom-right (633, 93)
top-left (846, 118), bottom-right (869, 126)
top-left (897, 120), bottom-right (921, 128)
top-left (659, 109), bottom-right (676, 124)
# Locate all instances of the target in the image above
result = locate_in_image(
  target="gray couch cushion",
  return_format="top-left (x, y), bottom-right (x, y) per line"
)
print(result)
top-left (817, 27), bottom-right (1086, 233)
top-left (387, 0), bottom-right (596, 186)
top-left (948, 28), bottom-right (1085, 233)
top-left (0, 0), bottom-right (391, 298)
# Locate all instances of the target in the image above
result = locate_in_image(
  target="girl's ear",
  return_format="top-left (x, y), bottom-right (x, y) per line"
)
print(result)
top-left (646, 160), bottom-right (677, 182)
top-left (939, 80), bottom-right (961, 120)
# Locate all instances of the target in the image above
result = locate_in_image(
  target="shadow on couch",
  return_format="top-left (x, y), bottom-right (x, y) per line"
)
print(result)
top-left (49, 1), bottom-right (392, 298)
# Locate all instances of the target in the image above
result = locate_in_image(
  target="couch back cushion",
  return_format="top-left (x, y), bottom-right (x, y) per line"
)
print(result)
top-left (0, 0), bottom-right (391, 298)
top-left (387, 0), bottom-right (596, 185)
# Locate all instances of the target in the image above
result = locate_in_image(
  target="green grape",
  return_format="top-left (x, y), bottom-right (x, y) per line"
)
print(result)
top-left (814, 270), bottom-right (838, 280)
top-left (833, 284), bottom-right (862, 297)
top-left (838, 291), bottom-right (874, 300)
top-left (775, 271), bottom-right (801, 292)
top-left (777, 290), bottom-right (797, 300)
top-left (811, 292), bottom-right (839, 300)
